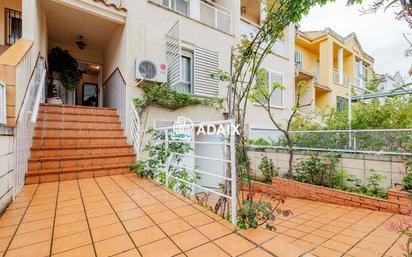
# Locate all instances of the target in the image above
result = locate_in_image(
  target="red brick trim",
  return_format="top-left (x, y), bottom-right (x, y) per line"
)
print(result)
top-left (243, 177), bottom-right (412, 214)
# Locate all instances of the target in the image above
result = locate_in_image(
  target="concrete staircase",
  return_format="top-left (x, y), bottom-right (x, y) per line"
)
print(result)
top-left (25, 104), bottom-right (135, 184)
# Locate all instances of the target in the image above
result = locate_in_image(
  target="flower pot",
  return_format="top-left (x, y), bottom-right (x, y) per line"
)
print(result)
top-left (47, 97), bottom-right (63, 105)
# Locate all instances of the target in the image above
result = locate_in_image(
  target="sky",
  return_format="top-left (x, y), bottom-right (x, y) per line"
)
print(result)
top-left (299, 0), bottom-right (411, 78)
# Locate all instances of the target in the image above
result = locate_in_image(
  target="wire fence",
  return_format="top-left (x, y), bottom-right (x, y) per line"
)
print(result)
top-left (249, 128), bottom-right (412, 156)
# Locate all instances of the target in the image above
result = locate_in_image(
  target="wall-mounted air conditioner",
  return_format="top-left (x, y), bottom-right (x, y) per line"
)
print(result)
top-left (135, 59), bottom-right (167, 83)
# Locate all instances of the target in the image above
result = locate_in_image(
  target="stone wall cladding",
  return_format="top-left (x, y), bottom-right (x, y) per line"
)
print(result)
top-left (243, 177), bottom-right (412, 215)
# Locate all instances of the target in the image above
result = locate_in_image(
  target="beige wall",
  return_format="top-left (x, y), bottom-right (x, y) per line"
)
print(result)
top-left (248, 148), bottom-right (407, 191)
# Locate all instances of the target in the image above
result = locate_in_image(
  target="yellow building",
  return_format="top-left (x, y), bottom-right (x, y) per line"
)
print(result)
top-left (294, 27), bottom-right (374, 114)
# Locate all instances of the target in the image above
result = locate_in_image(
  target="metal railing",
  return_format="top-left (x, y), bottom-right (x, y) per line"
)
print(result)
top-left (333, 70), bottom-right (352, 86)
top-left (129, 102), bottom-right (141, 156)
top-left (103, 68), bottom-right (127, 130)
top-left (200, 0), bottom-right (231, 34)
top-left (130, 111), bottom-right (237, 224)
top-left (14, 57), bottom-right (47, 195)
top-left (249, 128), bottom-right (412, 156)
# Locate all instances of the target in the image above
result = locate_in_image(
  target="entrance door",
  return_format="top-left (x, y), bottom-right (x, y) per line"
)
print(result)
top-left (82, 83), bottom-right (98, 107)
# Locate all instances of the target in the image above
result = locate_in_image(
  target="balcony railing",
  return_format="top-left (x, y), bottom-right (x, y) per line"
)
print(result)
top-left (333, 70), bottom-right (352, 86)
top-left (200, 0), bottom-right (231, 34)
top-left (240, 18), bottom-right (288, 57)
top-left (153, 0), bottom-right (232, 34)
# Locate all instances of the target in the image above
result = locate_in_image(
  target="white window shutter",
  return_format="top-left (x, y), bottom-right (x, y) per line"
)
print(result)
top-left (165, 20), bottom-right (181, 87)
top-left (269, 71), bottom-right (283, 107)
top-left (0, 81), bottom-right (6, 124)
top-left (193, 47), bottom-right (219, 97)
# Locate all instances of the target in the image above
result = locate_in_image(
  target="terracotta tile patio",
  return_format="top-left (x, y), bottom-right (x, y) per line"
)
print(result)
top-left (0, 174), bottom-right (407, 257)
top-left (259, 194), bottom-right (407, 257)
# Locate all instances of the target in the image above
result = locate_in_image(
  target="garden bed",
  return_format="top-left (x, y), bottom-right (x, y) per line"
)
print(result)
top-left (244, 177), bottom-right (412, 214)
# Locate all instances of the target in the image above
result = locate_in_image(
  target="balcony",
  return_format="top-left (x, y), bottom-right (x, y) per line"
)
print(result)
top-left (333, 70), bottom-right (352, 86)
top-left (240, 18), bottom-right (288, 57)
top-left (152, 0), bottom-right (232, 34)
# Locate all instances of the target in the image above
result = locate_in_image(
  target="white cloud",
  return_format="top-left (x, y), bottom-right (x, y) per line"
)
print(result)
top-left (300, 0), bottom-right (411, 77)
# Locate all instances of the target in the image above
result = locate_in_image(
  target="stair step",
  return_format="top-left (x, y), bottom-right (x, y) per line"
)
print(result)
top-left (27, 104), bottom-right (135, 184)
top-left (40, 104), bottom-right (118, 115)
top-left (36, 120), bottom-right (121, 129)
top-left (34, 128), bottom-right (124, 137)
top-left (30, 145), bottom-right (134, 158)
top-left (28, 153), bottom-right (135, 172)
top-left (25, 163), bottom-right (131, 184)
top-left (32, 136), bottom-right (127, 147)
top-left (37, 113), bottom-right (120, 122)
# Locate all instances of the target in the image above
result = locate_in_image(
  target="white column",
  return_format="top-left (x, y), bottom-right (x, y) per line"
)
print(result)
top-left (338, 47), bottom-right (344, 85)
top-left (190, 0), bottom-right (200, 20)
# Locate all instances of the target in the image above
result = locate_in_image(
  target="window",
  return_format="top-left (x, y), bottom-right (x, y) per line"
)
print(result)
top-left (5, 8), bottom-right (22, 45)
top-left (173, 50), bottom-right (193, 93)
top-left (0, 82), bottom-right (6, 124)
top-left (162, 0), bottom-right (190, 16)
top-left (336, 96), bottom-right (347, 112)
top-left (266, 70), bottom-right (283, 107)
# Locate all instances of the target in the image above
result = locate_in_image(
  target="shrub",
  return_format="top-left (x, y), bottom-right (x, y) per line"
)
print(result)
top-left (294, 153), bottom-right (340, 187)
top-left (248, 138), bottom-right (271, 146)
top-left (258, 156), bottom-right (279, 182)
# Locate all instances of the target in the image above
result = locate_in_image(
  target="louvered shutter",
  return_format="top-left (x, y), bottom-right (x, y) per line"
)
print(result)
top-left (268, 71), bottom-right (283, 107)
top-left (193, 47), bottom-right (219, 97)
top-left (165, 20), bottom-right (181, 87)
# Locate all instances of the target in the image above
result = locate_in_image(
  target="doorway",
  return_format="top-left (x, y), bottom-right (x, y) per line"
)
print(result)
top-left (82, 83), bottom-right (98, 107)
top-left (77, 61), bottom-right (102, 107)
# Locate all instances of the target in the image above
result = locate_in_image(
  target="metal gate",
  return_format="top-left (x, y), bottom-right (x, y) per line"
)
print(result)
top-left (130, 103), bottom-right (237, 224)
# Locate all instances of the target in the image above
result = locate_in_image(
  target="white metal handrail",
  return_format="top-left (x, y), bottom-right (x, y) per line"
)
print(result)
top-left (30, 69), bottom-right (47, 123)
top-left (14, 57), bottom-right (46, 196)
top-left (129, 102), bottom-right (141, 156)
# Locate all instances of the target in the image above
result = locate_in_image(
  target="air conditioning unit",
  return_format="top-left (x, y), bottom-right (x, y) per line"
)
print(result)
top-left (135, 59), bottom-right (167, 83)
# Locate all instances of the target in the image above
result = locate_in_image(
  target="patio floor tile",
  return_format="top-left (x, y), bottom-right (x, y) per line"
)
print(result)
top-left (4, 240), bottom-right (51, 257)
top-left (197, 221), bottom-right (232, 240)
top-left (185, 242), bottom-right (229, 257)
top-left (262, 237), bottom-right (306, 257)
top-left (51, 231), bottom-right (91, 254)
top-left (311, 246), bottom-right (342, 257)
top-left (239, 247), bottom-right (273, 257)
top-left (94, 234), bottom-right (135, 257)
top-left (129, 225), bottom-right (166, 246)
top-left (53, 220), bottom-right (89, 238)
top-left (183, 212), bottom-right (214, 227)
top-left (91, 222), bottom-right (126, 242)
top-left (214, 234), bottom-right (255, 256)
top-left (138, 238), bottom-right (181, 257)
top-left (237, 227), bottom-right (276, 245)
top-left (171, 228), bottom-right (209, 251)
top-left (51, 244), bottom-right (95, 257)
top-left (158, 218), bottom-right (192, 236)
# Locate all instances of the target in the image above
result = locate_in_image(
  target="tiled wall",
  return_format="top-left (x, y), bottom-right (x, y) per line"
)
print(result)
top-left (247, 147), bottom-right (408, 190)
top-left (0, 131), bottom-right (14, 214)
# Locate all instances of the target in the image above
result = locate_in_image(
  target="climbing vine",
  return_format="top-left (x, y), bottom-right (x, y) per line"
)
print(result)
top-left (133, 84), bottom-right (223, 115)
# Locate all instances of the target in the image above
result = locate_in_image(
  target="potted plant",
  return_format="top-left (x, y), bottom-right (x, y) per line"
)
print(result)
top-left (47, 47), bottom-right (81, 104)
